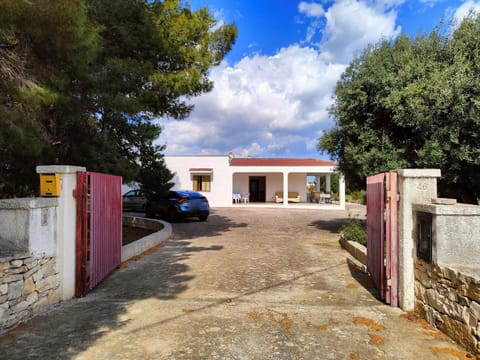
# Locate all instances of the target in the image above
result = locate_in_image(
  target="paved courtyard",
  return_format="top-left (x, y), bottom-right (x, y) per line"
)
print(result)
top-left (0, 207), bottom-right (472, 359)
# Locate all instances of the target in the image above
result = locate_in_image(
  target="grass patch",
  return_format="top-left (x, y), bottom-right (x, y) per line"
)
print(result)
top-left (340, 219), bottom-right (366, 246)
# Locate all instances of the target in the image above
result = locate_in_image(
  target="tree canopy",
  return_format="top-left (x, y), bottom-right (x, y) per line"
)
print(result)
top-left (319, 15), bottom-right (480, 203)
top-left (0, 0), bottom-right (237, 198)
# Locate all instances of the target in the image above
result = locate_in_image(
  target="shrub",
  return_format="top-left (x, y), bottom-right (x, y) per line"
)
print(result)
top-left (348, 190), bottom-right (366, 204)
top-left (340, 219), bottom-right (366, 246)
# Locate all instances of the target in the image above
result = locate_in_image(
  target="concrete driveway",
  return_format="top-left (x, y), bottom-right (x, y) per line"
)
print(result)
top-left (0, 207), bottom-right (471, 359)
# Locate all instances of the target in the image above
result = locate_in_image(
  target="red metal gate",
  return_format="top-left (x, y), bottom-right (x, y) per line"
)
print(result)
top-left (74, 171), bottom-right (122, 297)
top-left (366, 172), bottom-right (398, 306)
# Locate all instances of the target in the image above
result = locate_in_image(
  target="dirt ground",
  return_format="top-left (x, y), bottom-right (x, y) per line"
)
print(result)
top-left (0, 206), bottom-right (473, 359)
top-left (122, 225), bottom-right (156, 246)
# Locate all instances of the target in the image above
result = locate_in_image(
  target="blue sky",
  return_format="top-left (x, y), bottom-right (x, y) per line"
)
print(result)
top-left (157, 0), bottom-right (480, 160)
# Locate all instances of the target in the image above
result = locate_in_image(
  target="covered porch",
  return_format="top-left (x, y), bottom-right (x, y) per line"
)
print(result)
top-left (230, 158), bottom-right (345, 209)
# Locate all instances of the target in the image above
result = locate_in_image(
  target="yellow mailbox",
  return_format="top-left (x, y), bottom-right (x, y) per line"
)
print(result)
top-left (40, 173), bottom-right (61, 197)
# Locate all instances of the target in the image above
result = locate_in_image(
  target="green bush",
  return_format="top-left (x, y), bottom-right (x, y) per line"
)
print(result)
top-left (348, 190), bottom-right (366, 204)
top-left (340, 219), bottom-right (366, 246)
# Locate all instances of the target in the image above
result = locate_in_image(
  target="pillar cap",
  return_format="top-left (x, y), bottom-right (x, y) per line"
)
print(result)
top-left (396, 169), bottom-right (441, 178)
top-left (36, 165), bottom-right (86, 174)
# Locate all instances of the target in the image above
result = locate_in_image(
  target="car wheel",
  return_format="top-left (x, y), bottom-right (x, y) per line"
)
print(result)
top-left (198, 214), bottom-right (208, 221)
top-left (167, 208), bottom-right (179, 223)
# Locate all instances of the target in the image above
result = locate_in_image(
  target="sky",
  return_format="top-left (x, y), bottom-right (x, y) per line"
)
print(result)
top-left (156, 0), bottom-right (480, 160)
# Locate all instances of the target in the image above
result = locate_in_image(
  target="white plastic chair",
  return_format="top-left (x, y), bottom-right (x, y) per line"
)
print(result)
top-left (233, 193), bottom-right (241, 204)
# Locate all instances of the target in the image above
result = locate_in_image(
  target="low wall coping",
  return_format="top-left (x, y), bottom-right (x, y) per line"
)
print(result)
top-left (441, 264), bottom-right (480, 279)
top-left (36, 165), bottom-right (86, 174)
top-left (413, 203), bottom-right (480, 216)
top-left (121, 216), bottom-right (172, 262)
top-left (396, 169), bottom-right (441, 178)
top-left (339, 237), bottom-right (367, 265)
top-left (0, 197), bottom-right (58, 210)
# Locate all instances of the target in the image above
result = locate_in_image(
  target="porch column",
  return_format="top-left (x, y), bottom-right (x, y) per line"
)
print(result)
top-left (283, 171), bottom-right (289, 206)
top-left (315, 176), bottom-right (321, 192)
top-left (326, 175), bottom-right (331, 193)
top-left (339, 173), bottom-right (345, 209)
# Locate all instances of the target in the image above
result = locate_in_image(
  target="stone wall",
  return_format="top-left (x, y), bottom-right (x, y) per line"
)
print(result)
top-left (0, 254), bottom-right (60, 333)
top-left (415, 260), bottom-right (480, 355)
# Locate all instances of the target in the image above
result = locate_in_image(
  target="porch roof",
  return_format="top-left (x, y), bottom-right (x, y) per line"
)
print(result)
top-left (230, 158), bottom-right (338, 167)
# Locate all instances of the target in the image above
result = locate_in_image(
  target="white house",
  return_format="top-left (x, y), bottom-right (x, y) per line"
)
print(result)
top-left (164, 155), bottom-right (345, 209)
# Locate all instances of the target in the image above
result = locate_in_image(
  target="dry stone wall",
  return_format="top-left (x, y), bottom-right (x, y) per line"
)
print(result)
top-left (0, 254), bottom-right (60, 333)
top-left (415, 260), bottom-right (480, 355)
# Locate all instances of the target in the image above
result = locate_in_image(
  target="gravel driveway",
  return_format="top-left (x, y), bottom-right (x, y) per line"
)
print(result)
top-left (0, 206), bottom-right (471, 359)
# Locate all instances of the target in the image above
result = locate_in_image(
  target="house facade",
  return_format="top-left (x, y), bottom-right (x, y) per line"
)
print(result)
top-left (164, 155), bottom-right (345, 209)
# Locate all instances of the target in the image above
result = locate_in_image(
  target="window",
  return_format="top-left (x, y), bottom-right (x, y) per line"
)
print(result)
top-left (193, 175), bottom-right (211, 192)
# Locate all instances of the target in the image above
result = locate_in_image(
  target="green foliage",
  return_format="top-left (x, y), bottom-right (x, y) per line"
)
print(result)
top-left (319, 16), bottom-right (480, 203)
top-left (347, 190), bottom-right (366, 205)
top-left (340, 219), bottom-right (367, 246)
top-left (0, 0), bottom-right (237, 198)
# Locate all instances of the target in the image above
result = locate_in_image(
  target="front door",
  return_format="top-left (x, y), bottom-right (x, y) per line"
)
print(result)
top-left (249, 176), bottom-right (266, 202)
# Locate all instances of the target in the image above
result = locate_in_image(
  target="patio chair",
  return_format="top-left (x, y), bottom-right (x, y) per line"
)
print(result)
top-left (242, 193), bottom-right (250, 203)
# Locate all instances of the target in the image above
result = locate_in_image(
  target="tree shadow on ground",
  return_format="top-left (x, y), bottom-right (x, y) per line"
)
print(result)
top-left (0, 210), bottom-right (246, 359)
top-left (170, 210), bottom-right (248, 239)
top-left (346, 258), bottom-right (381, 300)
top-left (308, 217), bottom-right (350, 233)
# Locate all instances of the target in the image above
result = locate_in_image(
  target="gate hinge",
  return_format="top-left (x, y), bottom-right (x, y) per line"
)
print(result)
top-left (386, 191), bottom-right (400, 202)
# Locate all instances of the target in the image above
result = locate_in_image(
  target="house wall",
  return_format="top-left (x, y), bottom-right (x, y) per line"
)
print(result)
top-left (266, 173), bottom-right (283, 202)
top-left (288, 173), bottom-right (307, 202)
top-left (164, 155), bottom-right (233, 206)
top-left (165, 155), bottom-right (343, 207)
top-left (232, 173), bottom-right (249, 197)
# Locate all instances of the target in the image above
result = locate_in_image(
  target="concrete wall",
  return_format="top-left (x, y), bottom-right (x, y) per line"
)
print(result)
top-left (413, 203), bottom-right (480, 266)
top-left (122, 216), bottom-right (172, 262)
top-left (0, 198), bottom-right (58, 258)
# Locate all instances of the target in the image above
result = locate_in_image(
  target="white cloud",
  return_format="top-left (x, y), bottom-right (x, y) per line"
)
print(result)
top-left (157, 0), bottom-right (404, 158)
top-left (158, 46), bottom-right (346, 158)
top-left (298, 0), bottom-right (401, 63)
top-left (451, 0), bottom-right (480, 28)
top-left (298, 2), bottom-right (325, 17)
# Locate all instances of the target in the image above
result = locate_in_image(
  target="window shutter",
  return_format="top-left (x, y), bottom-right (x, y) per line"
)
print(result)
top-left (193, 176), bottom-right (198, 191)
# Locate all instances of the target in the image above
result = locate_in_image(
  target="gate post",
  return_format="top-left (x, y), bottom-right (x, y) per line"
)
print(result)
top-left (36, 165), bottom-right (86, 300)
top-left (396, 169), bottom-right (440, 311)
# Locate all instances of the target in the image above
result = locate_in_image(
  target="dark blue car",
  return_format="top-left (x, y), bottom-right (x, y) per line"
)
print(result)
top-left (145, 190), bottom-right (209, 222)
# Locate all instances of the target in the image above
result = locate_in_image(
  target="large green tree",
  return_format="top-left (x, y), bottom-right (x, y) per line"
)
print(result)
top-left (0, 0), bottom-right (237, 198)
top-left (319, 16), bottom-right (480, 203)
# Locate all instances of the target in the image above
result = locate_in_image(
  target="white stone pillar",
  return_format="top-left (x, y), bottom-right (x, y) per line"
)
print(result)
top-left (316, 176), bottom-right (321, 192)
top-left (36, 165), bottom-right (86, 300)
top-left (339, 173), bottom-right (346, 209)
top-left (283, 171), bottom-right (289, 206)
top-left (396, 169), bottom-right (441, 311)
top-left (326, 175), bottom-right (331, 193)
